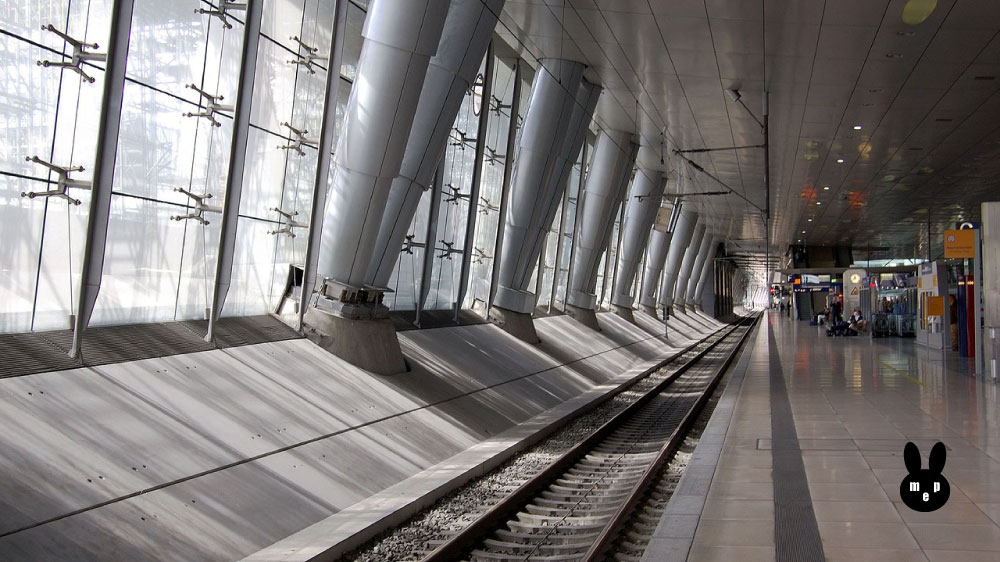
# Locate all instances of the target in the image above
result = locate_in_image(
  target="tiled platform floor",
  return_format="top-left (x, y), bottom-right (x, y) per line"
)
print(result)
top-left (668, 312), bottom-right (1000, 562)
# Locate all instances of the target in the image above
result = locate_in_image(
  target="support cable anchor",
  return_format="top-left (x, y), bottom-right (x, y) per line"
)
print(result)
top-left (182, 84), bottom-right (233, 127)
top-left (21, 156), bottom-right (91, 205)
top-left (36, 24), bottom-right (106, 83)
top-left (171, 187), bottom-right (222, 225)
top-left (195, 2), bottom-right (247, 30)
top-left (268, 207), bottom-right (307, 238)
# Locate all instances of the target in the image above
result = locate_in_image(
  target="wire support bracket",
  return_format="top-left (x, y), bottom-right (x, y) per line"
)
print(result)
top-left (36, 24), bottom-right (106, 83)
top-left (21, 156), bottom-right (91, 205)
top-left (171, 187), bottom-right (222, 225)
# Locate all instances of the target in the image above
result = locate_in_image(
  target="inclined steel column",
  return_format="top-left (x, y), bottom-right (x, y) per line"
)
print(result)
top-left (297, 0), bottom-right (349, 331)
top-left (638, 227), bottom-right (670, 309)
top-left (69, 0), bottom-right (135, 358)
top-left (684, 233), bottom-right (714, 306)
top-left (317, 0), bottom-right (450, 291)
top-left (455, 40), bottom-right (495, 317)
top-left (487, 60), bottom-right (522, 309)
top-left (673, 223), bottom-right (706, 310)
top-left (692, 237), bottom-right (718, 309)
top-left (566, 129), bottom-right (637, 310)
top-left (492, 58), bottom-right (585, 314)
top-left (610, 168), bottom-right (665, 309)
top-left (367, 0), bottom-right (504, 288)
top-left (658, 209), bottom-right (697, 309)
top-left (529, 78), bottom-right (601, 288)
top-left (205, 0), bottom-right (264, 343)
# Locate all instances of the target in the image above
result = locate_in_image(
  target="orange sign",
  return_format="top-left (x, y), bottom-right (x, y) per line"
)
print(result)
top-left (944, 229), bottom-right (975, 259)
top-left (926, 296), bottom-right (944, 317)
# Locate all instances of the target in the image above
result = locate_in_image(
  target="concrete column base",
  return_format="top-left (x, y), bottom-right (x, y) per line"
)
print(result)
top-left (640, 304), bottom-right (659, 319)
top-left (611, 304), bottom-right (636, 324)
top-left (302, 307), bottom-right (407, 375)
top-left (488, 306), bottom-right (540, 344)
top-left (565, 303), bottom-right (601, 331)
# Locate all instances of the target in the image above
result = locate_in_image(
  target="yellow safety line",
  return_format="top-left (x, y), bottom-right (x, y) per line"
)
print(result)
top-left (878, 359), bottom-right (926, 386)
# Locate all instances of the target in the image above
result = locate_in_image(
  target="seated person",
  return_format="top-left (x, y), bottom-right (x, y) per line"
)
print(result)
top-left (848, 309), bottom-right (867, 333)
top-left (816, 306), bottom-right (830, 325)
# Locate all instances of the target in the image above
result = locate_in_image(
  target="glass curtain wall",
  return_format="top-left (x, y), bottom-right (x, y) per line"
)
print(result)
top-left (0, 0), bottom-right (366, 333)
top-left (462, 55), bottom-right (516, 310)
top-left (0, 1), bottom-right (590, 333)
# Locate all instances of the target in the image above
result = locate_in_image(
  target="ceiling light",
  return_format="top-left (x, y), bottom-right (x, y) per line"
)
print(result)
top-left (816, 201), bottom-right (822, 205)
top-left (836, 158), bottom-right (845, 163)
top-left (802, 230), bottom-right (806, 234)
top-left (853, 125), bottom-right (862, 130)
top-left (823, 186), bottom-right (830, 190)
top-left (807, 218), bottom-right (813, 222)
top-left (902, 0), bottom-right (938, 26)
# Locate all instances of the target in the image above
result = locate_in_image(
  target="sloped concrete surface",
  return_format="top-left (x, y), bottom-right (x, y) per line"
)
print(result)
top-left (0, 312), bottom-right (716, 561)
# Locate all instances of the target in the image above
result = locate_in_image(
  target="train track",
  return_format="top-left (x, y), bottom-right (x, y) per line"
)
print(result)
top-left (419, 316), bottom-right (757, 562)
top-left (340, 315), bottom-right (756, 562)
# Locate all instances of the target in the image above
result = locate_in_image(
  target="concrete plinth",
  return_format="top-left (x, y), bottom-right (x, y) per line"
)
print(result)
top-left (612, 304), bottom-right (636, 324)
top-left (488, 306), bottom-right (540, 344)
top-left (303, 307), bottom-right (407, 375)
top-left (640, 304), bottom-right (660, 319)
top-left (565, 303), bottom-right (601, 331)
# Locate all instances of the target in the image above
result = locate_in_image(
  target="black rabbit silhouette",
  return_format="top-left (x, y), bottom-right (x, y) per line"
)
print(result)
top-left (899, 441), bottom-right (950, 512)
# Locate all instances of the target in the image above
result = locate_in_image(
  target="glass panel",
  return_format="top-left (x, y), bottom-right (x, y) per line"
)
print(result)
top-left (340, 2), bottom-right (364, 81)
top-left (463, 55), bottom-right (514, 310)
top-left (91, 195), bottom-right (186, 325)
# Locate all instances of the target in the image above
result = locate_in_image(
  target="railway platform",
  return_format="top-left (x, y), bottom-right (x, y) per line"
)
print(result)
top-left (645, 312), bottom-right (1000, 562)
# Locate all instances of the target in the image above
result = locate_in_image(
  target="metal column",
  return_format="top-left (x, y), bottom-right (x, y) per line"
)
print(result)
top-left (610, 167), bottom-right (665, 309)
top-left (70, 0), bottom-right (136, 358)
top-left (367, 0), bottom-right (505, 288)
top-left (685, 233), bottom-right (714, 306)
top-left (566, 129), bottom-right (637, 310)
top-left (491, 58), bottom-right (586, 314)
top-left (487, 60), bottom-right (522, 309)
top-left (297, 0), bottom-right (349, 331)
top-left (455, 40), bottom-right (495, 317)
top-left (673, 223), bottom-right (706, 309)
top-left (205, 0), bottom-right (264, 343)
top-left (317, 0), bottom-right (449, 291)
top-left (658, 209), bottom-right (697, 309)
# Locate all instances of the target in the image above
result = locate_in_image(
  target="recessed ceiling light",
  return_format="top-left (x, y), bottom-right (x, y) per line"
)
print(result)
top-left (836, 158), bottom-right (845, 163)
top-left (823, 186), bottom-right (830, 190)
top-left (807, 218), bottom-right (813, 222)
top-left (868, 88), bottom-right (883, 93)
top-left (816, 201), bottom-right (822, 205)
top-left (802, 230), bottom-right (807, 234)
top-left (853, 125), bottom-right (862, 130)
top-left (896, 30), bottom-right (917, 37)
top-left (885, 52), bottom-right (904, 59)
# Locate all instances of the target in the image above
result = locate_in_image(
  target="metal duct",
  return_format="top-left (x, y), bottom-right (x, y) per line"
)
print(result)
top-left (366, 0), bottom-right (505, 287)
top-left (658, 209), bottom-right (697, 307)
top-left (566, 129), bottom-right (638, 309)
top-left (674, 223), bottom-right (706, 306)
top-left (317, 0), bottom-right (450, 289)
top-left (492, 58), bottom-right (586, 314)
top-left (692, 236), bottom-right (718, 305)
top-left (610, 168), bottom-right (665, 308)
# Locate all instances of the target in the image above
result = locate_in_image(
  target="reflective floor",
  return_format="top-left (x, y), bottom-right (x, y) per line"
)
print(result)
top-left (691, 312), bottom-right (1000, 562)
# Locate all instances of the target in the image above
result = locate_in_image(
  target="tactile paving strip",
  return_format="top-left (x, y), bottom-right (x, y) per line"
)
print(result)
top-left (769, 326), bottom-right (826, 562)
